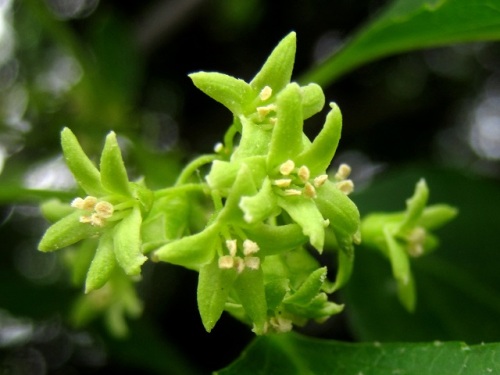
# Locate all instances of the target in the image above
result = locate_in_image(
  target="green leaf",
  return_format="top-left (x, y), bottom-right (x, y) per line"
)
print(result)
top-left (250, 32), bottom-right (296, 93)
top-left (153, 225), bottom-right (219, 270)
top-left (267, 83), bottom-right (304, 167)
top-left (300, 83), bottom-right (325, 120)
top-left (294, 103), bottom-right (342, 177)
top-left (419, 204), bottom-right (458, 230)
top-left (239, 177), bottom-right (279, 224)
top-left (283, 267), bottom-right (327, 306)
top-left (189, 72), bottom-right (254, 115)
top-left (38, 210), bottom-right (102, 252)
top-left (301, 0), bottom-right (500, 86)
top-left (61, 127), bottom-right (104, 196)
top-left (197, 258), bottom-right (238, 332)
top-left (100, 131), bottom-right (131, 196)
top-left (113, 205), bottom-right (146, 276)
top-left (243, 223), bottom-right (308, 256)
top-left (277, 196), bottom-right (325, 252)
top-left (233, 267), bottom-right (268, 335)
top-left (217, 332), bottom-right (500, 375)
top-left (399, 178), bottom-right (428, 231)
top-left (85, 230), bottom-right (116, 293)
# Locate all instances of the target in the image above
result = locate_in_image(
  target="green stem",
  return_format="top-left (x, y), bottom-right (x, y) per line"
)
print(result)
top-left (175, 154), bottom-right (218, 186)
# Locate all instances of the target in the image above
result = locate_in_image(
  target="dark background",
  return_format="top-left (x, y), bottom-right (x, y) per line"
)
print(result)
top-left (1, 0), bottom-right (500, 374)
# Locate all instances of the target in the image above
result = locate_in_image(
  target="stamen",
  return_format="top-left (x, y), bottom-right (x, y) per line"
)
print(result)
top-left (234, 257), bottom-right (245, 273)
top-left (243, 239), bottom-right (260, 256)
top-left (279, 160), bottom-right (295, 176)
top-left (298, 165), bottom-right (310, 183)
top-left (71, 197), bottom-right (85, 209)
top-left (256, 104), bottom-right (277, 118)
top-left (336, 180), bottom-right (354, 195)
top-left (214, 142), bottom-right (224, 153)
top-left (218, 255), bottom-right (234, 269)
top-left (79, 215), bottom-right (92, 224)
top-left (284, 189), bottom-right (302, 196)
top-left (323, 219), bottom-right (330, 228)
top-left (274, 178), bottom-right (292, 188)
top-left (89, 213), bottom-right (105, 227)
top-left (94, 201), bottom-right (114, 219)
top-left (313, 174), bottom-right (328, 187)
top-left (259, 86), bottom-right (272, 101)
top-left (303, 182), bottom-right (316, 198)
top-left (335, 163), bottom-right (352, 180)
top-left (244, 257), bottom-right (260, 270)
top-left (226, 239), bottom-right (237, 257)
top-left (81, 196), bottom-right (98, 210)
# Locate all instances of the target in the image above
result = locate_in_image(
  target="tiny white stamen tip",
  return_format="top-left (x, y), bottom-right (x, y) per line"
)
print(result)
top-left (323, 219), bottom-right (330, 228)
top-left (94, 201), bottom-right (114, 219)
top-left (259, 86), bottom-right (272, 101)
top-left (244, 256), bottom-right (260, 270)
top-left (335, 163), bottom-right (352, 180)
top-left (226, 239), bottom-right (238, 257)
top-left (313, 174), bottom-right (328, 188)
top-left (284, 189), bottom-right (302, 196)
top-left (304, 182), bottom-right (316, 198)
top-left (214, 142), bottom-right (224, 153)
top-left (71, 197), bottom-right (84, 209)
top-left (79, 215), bottom-right (92, 224)
top-left (82, 196), bottom-right (98, 210)
top-left (298, 165), bottom-right (310, 183)
top-left (243, 239), bottom-right (260, 255)
top-left (279, 160), bottom-right (295, 176)
top-left (268, 117), bottom-right (277, 125)
top-left (234, 257), bottom-right (245, 273)
top-left (90, 213), bottom-right (105, 227)
top-left (336, 180), bottom-right (354, 195)
top-left (218, 256), bottom-right (234, 269)
top-left (274, 178), bottom-right (292, 188)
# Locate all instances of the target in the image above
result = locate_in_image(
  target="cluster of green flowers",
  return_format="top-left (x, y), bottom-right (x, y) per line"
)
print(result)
top-left (38, 32), bottom-right (456, 336)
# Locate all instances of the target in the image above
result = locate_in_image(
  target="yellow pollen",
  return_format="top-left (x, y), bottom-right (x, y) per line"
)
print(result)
top-left (274, 178), bottom-right (292, 188)
top-left (298, 165), bottom-right (310, 182)
top-left (226, 239), bottom-right (238, 257)
top-left (279, 160), bottom-right (295, 176)
top-left (313, 174), bottom-right (328, 187)
top-left (335, 163), bottom-right (352, 180)
top-left (336, 180), bottom-right (354, 195)
top-left (284, 189), bottom-right (302, 196)
top-left (94, 201), bottom-right (114, 218)
top-left (259, 86), bottom-right (273, 101)
top-left (303, 182), bottom-right (316, 198)
top-left (244, 257), bottom-right (260, 270)
top-left (243, 239), bottom-right (260, 256)
top-left (218, 255), bottom-right (234, 269)
top-left (256, 104), bottom-right (277, 118)
top-left (82, 196), bottom-right (98, 210)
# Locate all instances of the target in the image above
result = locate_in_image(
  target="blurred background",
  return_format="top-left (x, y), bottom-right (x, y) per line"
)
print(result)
top-left (1, 0), bottom-right (500, 374)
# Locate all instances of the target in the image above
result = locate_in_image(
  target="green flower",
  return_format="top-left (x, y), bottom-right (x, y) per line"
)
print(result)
top-left (155, 32), bottom-right (361, 334)
top-left (361, 179), bottom-right (458, 311)
top-left (38, 128), bottom-right (153, 293)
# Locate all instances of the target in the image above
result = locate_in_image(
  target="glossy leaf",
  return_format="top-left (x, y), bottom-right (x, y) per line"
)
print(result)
top-left (100, 131), bottom-right (131, 196)
top-left (217, 332), bottom-right (500, 375)
top-left (113, 205), bottom-right (146, 276)
top-left (302, 0), bottom-right (500, 86)
top-left (61, 127), bottom-right (104, 196)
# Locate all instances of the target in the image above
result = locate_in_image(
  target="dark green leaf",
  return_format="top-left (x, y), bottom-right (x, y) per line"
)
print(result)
top-left (301, 0), bottom-right (500, 86)
top-left (217, 332), bottom-right (500, 375)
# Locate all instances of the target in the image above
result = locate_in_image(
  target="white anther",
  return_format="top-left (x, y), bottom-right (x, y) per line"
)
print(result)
top-left (259, 86), bottom-right (272, 101)
top-left (284, 189), bottom-right (302, 196)
top-left (313, 174), bottom-right (329, 187)
top-left (256, 104), bottom-right (277, 118)
top-left (218, 255), bottom-right (234, 269)
top-left (269, 316), bottom-right (293, 333)
top-left (226, 239), bottom-right (238, 257)
top-left (323, 219), bottom-right (330, 228)
top-left (407, 227), bottom-right (426, 257)
top-left (336, 180), bottom-right (354, 195)
top-left (79, 215), bottom-right (92, 224)
top-left (214, 142), bottom-right (224, 153)
top-left (274, 178), bottom-right (292, 188)
top-left (298, 165), bottom-right (310, 183)
top-left (71, 197), bottom-right (85, 209)
top-left (94, 201), bottom-right (114, 218)
top-left (244, 256), bottom-right (260, 270)
top-left (89, 213), bottom-right (105, 227)
top-left (82, 196), bottom-right (98, 210)
top-left (279, 160), bottom-right (295, 176)
top-left (303, 182), bottom-right (316, 198)
top-left (268, 117), bottom-right (277, 125)
top-left (243, 239), bottom-right (260, 256)
top-left (234, 257), bottom-right (245, 273)
top-left (335, 163), bottom-right (352, 180)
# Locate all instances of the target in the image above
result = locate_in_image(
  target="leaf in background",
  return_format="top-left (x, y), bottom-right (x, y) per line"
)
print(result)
top-left (343, 166), bottom-right (500, 342)
top-left (302, 0), bottom-right (500, 86)
top-left (217, 332), bottom-right (500, 375)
